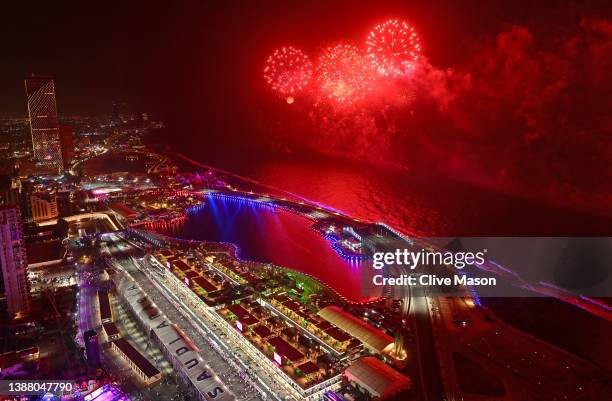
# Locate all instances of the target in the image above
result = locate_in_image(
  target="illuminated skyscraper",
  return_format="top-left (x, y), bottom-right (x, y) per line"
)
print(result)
top-left (0, 205), bottom-right (29, 317)
top-left (25, 76), bottom-right (63, 171)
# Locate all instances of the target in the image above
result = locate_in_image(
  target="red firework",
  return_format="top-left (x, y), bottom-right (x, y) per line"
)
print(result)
top-left (366, 19), bottom-right (421, 77)
top-left (315, 43), bottom-right (374, 105)
top-left (263, 46), bottom-right (313, 95)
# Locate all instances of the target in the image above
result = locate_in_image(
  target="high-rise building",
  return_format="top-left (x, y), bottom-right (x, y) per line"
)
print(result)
top-left (25, 76), bottom-right (63, 171)
top-left (0, 205), bottom-right (30, 317)
top-left (59, 126), bottom-right (75, 169)
top-left (30, 192), bottom-right (58, 222)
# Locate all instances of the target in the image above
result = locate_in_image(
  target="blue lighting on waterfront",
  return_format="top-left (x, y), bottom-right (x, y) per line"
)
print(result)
top-left (201, 192), bottom-right (369, 262)
top-left (458, 269), bottom-right (481, 306)
top-left (145, 190), bottom-right (370, 301)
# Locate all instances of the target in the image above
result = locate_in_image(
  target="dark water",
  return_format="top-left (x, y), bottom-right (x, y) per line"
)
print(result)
top-left (155, 194), bottom-right (368, 301)
top-left (151, 127), bottom-right (611, 237)
top-left (192, 154), bottom-right (612, 237)
top-left (148, 133), bottom-right (612, 299)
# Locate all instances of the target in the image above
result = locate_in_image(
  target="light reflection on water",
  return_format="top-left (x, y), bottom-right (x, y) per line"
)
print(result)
top-left (154, 194), bottom-right (373, 302)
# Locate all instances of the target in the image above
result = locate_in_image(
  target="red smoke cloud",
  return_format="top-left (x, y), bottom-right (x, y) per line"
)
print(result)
top-left (279, 17), bottom-right (612, 216)
top-left (440, 18), bottom-right (612, 214)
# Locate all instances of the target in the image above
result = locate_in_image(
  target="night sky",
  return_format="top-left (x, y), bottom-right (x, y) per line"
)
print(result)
top-left (1, 1), bottom-right (611, 217)
top-left (2, 1), bottom-right (607, 115)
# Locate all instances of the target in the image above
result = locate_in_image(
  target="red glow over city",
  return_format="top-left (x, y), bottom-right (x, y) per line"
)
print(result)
top-left (3, 3), bottom-right (612, 401)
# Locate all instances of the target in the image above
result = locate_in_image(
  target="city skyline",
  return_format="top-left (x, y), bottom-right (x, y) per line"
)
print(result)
top-left (0, 3), bottom-right (610, 401)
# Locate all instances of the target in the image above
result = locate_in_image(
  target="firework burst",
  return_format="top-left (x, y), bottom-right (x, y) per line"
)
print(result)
top-left (315, 43), bottom-right (374, 106)
top-left (366, 19), bottom-right (421, 77)
top-left (263, 46), bottom-right (313, 95)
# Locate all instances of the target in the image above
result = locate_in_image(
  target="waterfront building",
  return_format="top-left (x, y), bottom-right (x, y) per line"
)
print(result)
top-left (344, 356), bottom-right (411, 400)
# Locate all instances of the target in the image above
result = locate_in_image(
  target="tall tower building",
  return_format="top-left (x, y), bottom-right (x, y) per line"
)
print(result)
top-left (25, 76), bottom-right (63, 171)
top-left (0, 205), bottom-right (30, 317)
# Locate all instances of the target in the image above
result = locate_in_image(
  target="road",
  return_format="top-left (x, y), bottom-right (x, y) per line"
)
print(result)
top-left (428, 294), bottom-right (611, 400)
top-left (103, 234), bottom-right (268, 401)
top-left (74, 240), bottom-right (188, 401)
top-left (410, 289), bottom-right (445, 401)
